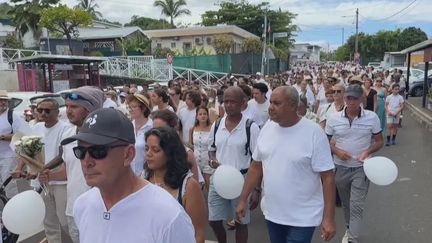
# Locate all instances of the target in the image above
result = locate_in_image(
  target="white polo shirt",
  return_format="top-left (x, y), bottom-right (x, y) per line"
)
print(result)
top-left (253, 119), bottom-right (334, 226)
top-left (208, 115), bottom-right (260, 170)
top-left (0, 109), bottom-right (21, 159)
top-left (73, 184), bottom-right (195, 243)
top-left (385, 94), bottom-right (404, 114)
top-left (325, 108), bottom-right (382, 168)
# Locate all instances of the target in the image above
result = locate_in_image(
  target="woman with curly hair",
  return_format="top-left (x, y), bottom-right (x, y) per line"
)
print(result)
top-left (145, 126), bottom-right (207, 243)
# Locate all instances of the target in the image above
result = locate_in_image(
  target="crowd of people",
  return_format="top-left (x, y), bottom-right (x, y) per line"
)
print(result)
top-left (0, 61), bottom-right (408, 243)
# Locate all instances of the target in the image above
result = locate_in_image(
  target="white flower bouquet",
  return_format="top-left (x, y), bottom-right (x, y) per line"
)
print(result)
top-left (14, 135), bottom-right (48, 194)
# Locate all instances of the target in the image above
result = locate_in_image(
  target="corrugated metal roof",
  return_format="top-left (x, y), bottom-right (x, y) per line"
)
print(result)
top-left (143, 25), bottom-right (259, 39)
top-left (400, 39), bottom-right (432, 54)
top-left (77, 26), bottom-right (144, 40)
top-left (11, 54), bottom-right (107, 64)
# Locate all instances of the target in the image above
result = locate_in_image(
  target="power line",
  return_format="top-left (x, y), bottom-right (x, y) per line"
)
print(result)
top-left (359, 0), bottom-right (418, 21)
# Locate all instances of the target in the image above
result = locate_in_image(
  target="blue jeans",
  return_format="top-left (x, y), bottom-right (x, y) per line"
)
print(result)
top-left (266, 220), bottom-right (315, 243)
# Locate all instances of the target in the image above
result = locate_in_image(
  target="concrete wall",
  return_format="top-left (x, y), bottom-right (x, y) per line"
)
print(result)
top-left (0, 70), bottom-right (18, 91)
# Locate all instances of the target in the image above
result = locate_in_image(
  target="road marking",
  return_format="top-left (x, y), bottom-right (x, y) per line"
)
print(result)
top-left (398, 177), bottom-right (411, 182)
top-left (205, 241), bottom-right (218, 243)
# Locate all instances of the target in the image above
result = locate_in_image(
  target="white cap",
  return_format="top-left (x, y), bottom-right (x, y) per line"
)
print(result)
top-left (256, 72), bottom-right (262, 76)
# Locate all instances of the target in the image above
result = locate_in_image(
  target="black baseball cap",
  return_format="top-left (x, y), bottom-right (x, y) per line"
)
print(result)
top-left (61, 108), bottom-right (135, 145)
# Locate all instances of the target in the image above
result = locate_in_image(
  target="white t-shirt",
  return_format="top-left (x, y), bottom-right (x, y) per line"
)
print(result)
top-left (103, 98), bottom-right (118, 108)
top-left (208, 115), bottom-right (260, 170)
top-left (32, 120), bottom-right (71, 186)
top-left (248, 99), bottom-right (270, 127)
top-left (152, 105), bottom-right (174, 113)
top-left (62, 126), bottom-right (91, 216)
top-left (385, 94), bottom-right (404, 114)
top-left (0, 109), bottom-right (21, 158)
top-left (256, 79), bottom-right (272, 99)
top-left (73, 184), bottom-right (195, 243)
top-left (253, 119), bottom-right (334, 227)
top-left (177, 107), bottom-right (196, 143)
top-left (131, 119), bottom-right (153, 176)
top-left (241, 104), bottom-right (261, 126)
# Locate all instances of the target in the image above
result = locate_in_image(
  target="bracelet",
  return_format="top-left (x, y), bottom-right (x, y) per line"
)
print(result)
top-left (254, 187), bottom-right (262, 193)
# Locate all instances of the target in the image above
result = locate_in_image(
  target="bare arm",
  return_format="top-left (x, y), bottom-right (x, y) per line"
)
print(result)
top-left (320, 170), bottom-right (336, 241)
top-left (358, 133), bottom-right (384, 161)
top-left (188, 127), bottom-right (194, 147)
top-left (187, 150), bottom-right (199, 182)
top-left (184, 178), bottom-right (208, 243)
top-left (44, 146), bottom-right (64, 170)
top-left (373, 94), bottom-right (378, 113)
top-left (236, 161), bottom-right (263, 219)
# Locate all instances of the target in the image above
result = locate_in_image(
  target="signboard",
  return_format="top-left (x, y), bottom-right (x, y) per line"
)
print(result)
top-left (423, 47), bottom-right (432, 62)
top-left (167, 53), bottom-right (173, 65)
top-left (273, 32), bottom-right (288, 38)
top-left (52, 80), bottom-right (70, 93)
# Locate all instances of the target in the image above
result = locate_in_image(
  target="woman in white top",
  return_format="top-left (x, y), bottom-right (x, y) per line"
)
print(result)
top-left (145, 127), bottom-right (207, 243)
top-left (150, 88), bottom-right (174, 112)
top-left (127, 93), bottom-right (153, 176)
top-left (189, 106), bottom-right (213, 192)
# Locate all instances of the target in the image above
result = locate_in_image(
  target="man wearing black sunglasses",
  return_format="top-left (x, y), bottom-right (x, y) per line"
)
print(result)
top-left (61, 108), bottom-right (195, 243)
top-left (43, 86), bottom-right (105, 243)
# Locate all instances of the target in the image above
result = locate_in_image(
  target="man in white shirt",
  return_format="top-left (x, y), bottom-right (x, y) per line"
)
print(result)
top-left (177, 90), bottom-right (201, 143)
top-left (44, 86), bottom-right (105, 243)
top-left (255, 72), bottom-right (272, 99)
top-left (62, 108), bottom-right (195, 243)
top-left (33, 98), bottom-right (72, 242)
top-left (248, 83), bottom-right (270, 127)
top-left (237, 86), bottom-right (336, 243)
top-left (207, 87), bottom-right (260, 243)
top-left (0, 90), bottom-right (21, 198)
top-left (326, 84), bottom-right (383, 243)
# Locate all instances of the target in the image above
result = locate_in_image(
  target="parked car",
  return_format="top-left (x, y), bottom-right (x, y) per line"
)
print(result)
top-left (7, 92), bottom-right (67, 121)
top-left (391, 67), bottom-right (424, 82)
top-left (409, 74), bottom-right (432, 97)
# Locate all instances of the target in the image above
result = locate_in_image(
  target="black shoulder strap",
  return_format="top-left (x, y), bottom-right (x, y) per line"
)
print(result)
top-left (245, 119), bottom-right (254, 156)
top-left (7, 109), bottom-right (13, 134)
top-left (211, 118), bottom-right (222, 149)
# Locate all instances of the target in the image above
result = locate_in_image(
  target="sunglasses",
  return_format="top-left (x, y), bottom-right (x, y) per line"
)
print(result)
top-left (333, 90), bottom-right (343, 93)
top-left (64, 92), bottom-right (94, 105)
top-left (73, 144), bottom-right (127, 160)
top-left (36, 108), bottom-right (57, 114)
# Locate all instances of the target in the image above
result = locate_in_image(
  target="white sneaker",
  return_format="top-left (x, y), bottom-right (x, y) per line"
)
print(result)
top-left (341, 230), bottom-right (349, 243)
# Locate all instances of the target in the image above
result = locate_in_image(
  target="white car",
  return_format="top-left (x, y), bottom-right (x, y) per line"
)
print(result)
top-left (390, 67), bottom-right (424, 83)
top-left (8, 92), bottom-right (68, 121)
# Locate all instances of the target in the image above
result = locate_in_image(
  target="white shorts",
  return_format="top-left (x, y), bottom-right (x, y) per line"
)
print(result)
top-left (208, 175), bottom-right (250, 224)
top-left (387, 114), bottom-right (400, 124)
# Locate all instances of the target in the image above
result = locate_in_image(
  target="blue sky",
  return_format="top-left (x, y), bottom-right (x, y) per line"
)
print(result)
top-left (58, 0), bottom-right (432, 50)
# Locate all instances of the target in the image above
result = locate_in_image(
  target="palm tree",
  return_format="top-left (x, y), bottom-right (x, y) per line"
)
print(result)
top-left (75, 0), bottom-right (102, 19)
top-left (153, 0), bottom-right (191, 28)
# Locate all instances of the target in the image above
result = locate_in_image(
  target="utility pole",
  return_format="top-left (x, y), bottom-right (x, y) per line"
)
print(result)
top-left (355, 8), bottom-right (359, 53)
top-left (342, 27), bottom-right (344, 45)
top-left (261, 13), bottom-right (267, 75)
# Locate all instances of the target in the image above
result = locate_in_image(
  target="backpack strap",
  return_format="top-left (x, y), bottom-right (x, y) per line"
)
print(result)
top-left (245, 119), bottom-right (254, 156)
top-left (211, 118), bottom-right (222, 149)
top-left (7, 109), bottom-right (13, 134)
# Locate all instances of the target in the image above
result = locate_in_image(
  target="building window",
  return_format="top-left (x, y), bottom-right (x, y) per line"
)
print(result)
top-left (95, 41), bottom-right (114, 51)
top-left (157, 43), bottom-right (162, 48)
top-left (184, 42), bottom-right (192, 50)
top-left (171, 42), bottom-right (176, 48)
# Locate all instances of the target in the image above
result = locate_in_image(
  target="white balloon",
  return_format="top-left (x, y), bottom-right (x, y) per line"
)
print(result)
top-left (213, 165), bottom-right (244, 199)
top-left (2, 190), bottom-right (46, 235)
top-left (363, 156), bottom-right (398, 186)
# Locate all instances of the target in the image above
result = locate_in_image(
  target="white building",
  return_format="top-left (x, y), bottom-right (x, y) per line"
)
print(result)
top-left (143, 25), bottom-right (259, 55)
top-left (289, 43), bottom-right (321, 63)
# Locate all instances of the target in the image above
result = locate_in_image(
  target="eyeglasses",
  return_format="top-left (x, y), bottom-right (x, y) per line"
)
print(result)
top-left (73, 144), bottom-right (128, 160)
top-left (36, 108), bottom-right (57, 114)
top-left (64, 92), bottom-right (94, 105)
top-left (333, 90), bottom-right (343, 93)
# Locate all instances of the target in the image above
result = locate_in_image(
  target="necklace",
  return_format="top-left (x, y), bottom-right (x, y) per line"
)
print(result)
top-left (153, 175), bottom-right (166, 188)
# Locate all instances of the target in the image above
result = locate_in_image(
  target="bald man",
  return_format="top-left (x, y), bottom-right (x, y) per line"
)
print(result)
top-left (208, 87), bottom-right (261, 243)
top-left (237, 86), bottom-right (336, 243)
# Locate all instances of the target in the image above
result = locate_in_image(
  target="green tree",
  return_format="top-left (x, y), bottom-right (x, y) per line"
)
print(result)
top-left (334, 45), bottom-right (350, 62)
top-left (213, 34), bottom-right (234, 54)
top-left (74, 0), bottom-right (103, 20)
top-left (153, 47), bottom-right (172, 58)
top-left (0, 3), bottom-right (13, 19)
top-left (201, 1), bottom-right (297, 48)
top-left (153, 0), bottom-right (191, 28)
top-left (9, 0), bottom-right (59, 41)
top-left (242, 38), bottom-right (262, 54)
top-left (1, 32), bottom-right (23, 48)
top-left (398, 27), bottom-right (428, 50)
top-left (125, 15), bottom-right (171, 30)
top-left (40, 5), bottom-right (92, 54)
top-left (116, 35), bottom-right (151, 55)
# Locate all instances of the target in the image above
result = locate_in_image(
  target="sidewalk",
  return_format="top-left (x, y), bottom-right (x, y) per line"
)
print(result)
top-left (405, 97), bottom-right (432, 132)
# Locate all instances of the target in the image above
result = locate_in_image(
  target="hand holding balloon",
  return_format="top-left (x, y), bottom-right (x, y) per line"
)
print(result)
top-left (363, 156), bottom-right (398, 186)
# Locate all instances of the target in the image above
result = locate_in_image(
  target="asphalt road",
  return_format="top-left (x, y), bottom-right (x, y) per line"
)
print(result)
top-left (205, 113), bottom-right (432, 243)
